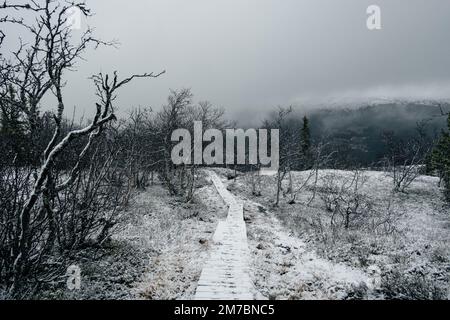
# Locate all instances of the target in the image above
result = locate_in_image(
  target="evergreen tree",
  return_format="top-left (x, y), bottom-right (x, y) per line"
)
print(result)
top-left (430, 113), bottom-right (450, 201)
top-left (299, 115), bottom-right (312, 169)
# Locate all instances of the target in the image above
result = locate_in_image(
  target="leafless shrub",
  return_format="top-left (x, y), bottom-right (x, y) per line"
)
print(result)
top-left (317, 170), bottom-right (404, 236)
top-left (318, 172), bottom-right (342, 212)
top-left (318, 170), bottom-right (373, 230)
top-left (369, 199), bottom-right (404, 236)
top-left (382, 130), bottom-right (430, 193)
top-left (244, 166), bottom-right (262, 196)
top-left (55, 138), bottom-right (132, 250)
top-left (381, 268), bottom-right (447, 300)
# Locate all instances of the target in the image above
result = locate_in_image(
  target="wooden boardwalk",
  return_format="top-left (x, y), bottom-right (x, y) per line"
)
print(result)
top-left (194, 171), bottom-right (259, 300)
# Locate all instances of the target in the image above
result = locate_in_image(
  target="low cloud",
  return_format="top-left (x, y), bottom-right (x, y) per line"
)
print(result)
top-left (291, 82), bottom-right (450, 108)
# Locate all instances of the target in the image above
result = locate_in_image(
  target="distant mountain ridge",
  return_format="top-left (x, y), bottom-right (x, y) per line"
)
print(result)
top-left (302, 102), bottom-right (450, 166)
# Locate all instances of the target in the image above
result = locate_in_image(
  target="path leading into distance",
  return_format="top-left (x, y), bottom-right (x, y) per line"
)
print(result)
top-left (194, 171), bottom-right (260, 300)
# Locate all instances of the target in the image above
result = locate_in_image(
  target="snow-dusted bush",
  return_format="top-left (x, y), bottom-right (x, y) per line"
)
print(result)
top-left (56, 138), bottom-right (132, 249)
top-left (317, 170), bottom-right (404, 234)
top-left (318, 170), bottom-right (374, 230)
top-left (0, 165), bottom-right (35, 291)
top-left (243, 167), bottom-right (262, 196)
top-left (382, 131), bottom-right (430, 193)
top-left (381, 269), bottom-right (447, 300)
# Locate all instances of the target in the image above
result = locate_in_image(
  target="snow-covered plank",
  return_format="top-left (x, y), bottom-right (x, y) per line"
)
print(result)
top-left (194, 171), bottom-right (261, 300)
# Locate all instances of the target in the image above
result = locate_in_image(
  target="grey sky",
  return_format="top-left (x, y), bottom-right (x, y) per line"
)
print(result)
top-left (4, 0), bottom-right (450, 124)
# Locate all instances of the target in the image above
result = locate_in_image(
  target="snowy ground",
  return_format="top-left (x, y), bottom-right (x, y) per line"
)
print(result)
top-left (119, 176), bottom-right (228, 300)
top-left (226, 169), bottom-right (450, 299)
top-left (37, 172), bottom-right (228, 300)
top-left (242, 199), bottom-right (370, 299)
top-left (34, 168), bottom-right (449, 300)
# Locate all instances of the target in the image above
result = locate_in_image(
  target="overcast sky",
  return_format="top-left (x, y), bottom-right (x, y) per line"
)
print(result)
top-left (4, 0), bottom-right (450, 124)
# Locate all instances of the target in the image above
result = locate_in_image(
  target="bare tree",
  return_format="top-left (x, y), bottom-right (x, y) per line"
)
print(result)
top-left (0, 0), bottom-right (164, 294)
top-left (153, 89), bottom-right (193, 196)
top-left (382, 129), bottom-right (430, 193)
top-left (261, 106), bottom-right (294, 206)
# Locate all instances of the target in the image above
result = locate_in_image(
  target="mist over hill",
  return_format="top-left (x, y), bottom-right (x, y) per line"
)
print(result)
top-left (256, 102), bottom-right (450, 167)
top-left (306, 102), bottom-right (449, 166)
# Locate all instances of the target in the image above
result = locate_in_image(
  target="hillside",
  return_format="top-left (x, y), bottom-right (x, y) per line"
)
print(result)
top-left (27, 168), bottom-right (449, 300)
top-left (302, 103), bottom-right (449, 166)
top-left (227, 169), bottom-right (449, 299)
